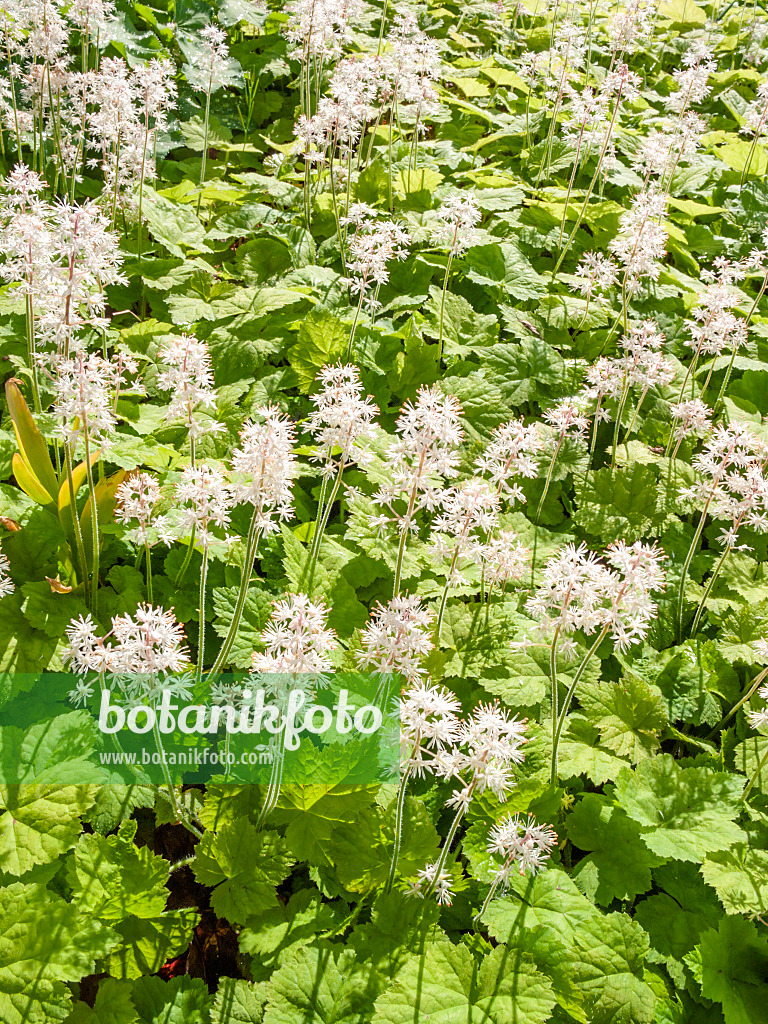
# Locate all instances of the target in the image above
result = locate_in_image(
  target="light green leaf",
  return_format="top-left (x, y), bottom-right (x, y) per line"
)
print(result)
top-left (68, 819), bottom-right (169, 920)
top-left (578, 677), bottom-right (667, 762)
top-left (568, 794), bottom-right (665, 905)
top-left (614, 755), bottom-right (745, 862)
top-left (193, 818), bottom-right (290, 924)
top-left (0, 783), bottom-right (95, 875)
top-left (372, 936), bottom-right (555, 1024)
top-left (131, 976), bottom-right (214, 1024)
top-left (263, 946), bottom-right (377, 1024)
top-left (687, 918), bottom-right (768, 1024)
top-left (211, 586), bottom-right (274, 669)
top-left (287, 310), bottom-right (348, 393)
top-left (106, 911), bottom-right (199, 981)
top-left (0, 882), bottom-right (117, 1024)
top-left (143, 190), bottom-right (211, 257)
top-left (65, 979), bottom-right (137, 1024)
top-left (701, 845), bottom-right (768, 917)
top-left (211, 978), bottom-right (267, 1024)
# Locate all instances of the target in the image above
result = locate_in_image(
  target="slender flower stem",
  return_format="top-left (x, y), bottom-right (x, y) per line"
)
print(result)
top-left (690, 544), bottom-right (731, 637)
top-left (83, 428), bottom-right (100, 615)
top-left (716, 269), bottom-right (768, 408)
top-left (423, 800), bottom-right (468, 899)
top-left (553, 85), bottom-right (624, 275)
top-left (550, 626), bottom-right (561, 775)
top-left (64, 445), bottom-right (90, 600)
top-left (255, 743), bottom-right (286, 830)
top-left (677, 495), bottom-right (713, 642)
top-left (741, 744), bottom-right (768, 803)
top-left (196, 546), bottom-right (209, 684)
top-left (208, 508), bottom-right (261, 680)
top-left (706, 666), bottom-right (768, 739)
top-left (550, 625), bottom-right (610, 785)
top-left (197, 83), bottom-right (213, 215)
top-left (531, 438), bottom-right (564, 584)
top-left (144, 539), bottom-right (153, 603)
top-left (437, 253), bottom-right (454, 364)
top-left (385, 762), bottom-right (413, 894)
top-left (305, 465), bottom-right (344, 598)
top-left (473, 875), bottom-right (505, 925)
top-left (152, 721), bottom-right (203, 839)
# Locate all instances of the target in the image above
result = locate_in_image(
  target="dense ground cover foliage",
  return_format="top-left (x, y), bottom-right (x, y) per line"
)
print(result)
top-left (1, 0), bottom-right (768, 1020)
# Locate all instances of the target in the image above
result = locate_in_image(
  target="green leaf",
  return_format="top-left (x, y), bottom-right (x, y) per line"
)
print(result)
top-left (0, 881), bottom-right (117, 1024)
top-left (482, 879), bottom-right (658, 1023)
top-left (287, 310), bottom-right (348, 393)
top-left (463, 242), bottom-right (546, 301)
top-left (568, 794), bottom-right (665, 905)
top-left (143, 190), bottom-right (211, 257)
top-left (424, 287), bottom-right (498, 359)
top-left (68, 819), bottom-right (169, 921)
top-left (349, 892), bottom-right (442, 980)
top-left (701, 845), bottom-right (768, 917)
top-left (131, 976), bottom-right (214, 1024)
top-left (106, 911), bottom-right (199, 980)
top-left (614, 755), bottom-right (745, 862)
top-left (270, 778), bottom-right (377, 865)
top-left (483, 339), bottom-right (566, 404)
top-left (578, 677), bottom-right (667, 762)
top-left (0, 783), bottom-right (94, 875)
top-left (20, 582), bottom-right (89, 638)
top-left (716, 139), bottom-right (768, 177)
top-left (239, 888), bottom-right (346, 966)
top-left (211, 586), bottom-right (274, 669)
top-left (180, 114), bottom-right (233, 151)
top-left (193, 818), bottom-right (290, 924)
top-left (0, 592), bottom-right (58, 672)
top-left (65, 979), bottom-right (138, 1024)
top-left (372, 936), bottom-right (555, 1024)
top-left (687, 918), bottom-right (768, 1024)
top-left (575, 464), bottom-right (670, 544)
top-left (558, 716), bottom-right (631, 784)
top-left (395, 167), bottom-right (444, 195)
top-left (263, 946), bottom-right (378, 1024)
top-left (635, 862), bottom-right (722, 988)
top-left (211, 978), bottom-right (267, 1024)
top-left (329, 796), bottom-right (440, 893)
top-left (438, 371), bottom-right (511, 445)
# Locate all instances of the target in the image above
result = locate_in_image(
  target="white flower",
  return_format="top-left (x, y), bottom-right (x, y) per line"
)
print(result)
top-left (440, 702), bottom-right (528, 808)
top-left (430, 479), bottom-right (501, 588)
top-left (407, 861), bottom-right (454, 905)
top-left (65, 606), bottom-right (191, 706)
top-left (116, 472), bottom-right (163, 545)
top-left (431, 192), bottom-right (482, 255)
top-left (372, 386), bottom-right (463, 537)
top-left (309, 364), bottom-right (379, 472)
top-left (476, 530), bottom-right (530, 586)
top-left (526, 541), bottom-right (666, 653)
top-left (574, 252), bottom-right (619, 298)
top-left (50, 351), bottom-right (125, 452)
top-left (157, 333), bottom-right (223, 439)
top-left (230, 406), bottom-right (298, 534)
top-left (171, 464), bottom-right (234, 549)
top-left (346, 219), bottom-right (410, 310)
top-left (487, 813), bottom-right (558, 880)
top-left (0, 542), bottom-right (14, 598)
top-left (399, 681), bottom-right (462, 777)
top-left (476, 418), bottom-right (543, 504)
top-left (358, 596), bottom-right (434, 683)
top-left (609, 186), bottom-right (668, 288)
top-left (252, 594), bottom-right (337, 675)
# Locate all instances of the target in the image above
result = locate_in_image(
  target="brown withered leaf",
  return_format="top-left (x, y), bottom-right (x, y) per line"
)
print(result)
top-left (0, 517), bottom-right (20, 532)
top-left (45, 576), bottom-right (73, 594)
